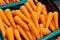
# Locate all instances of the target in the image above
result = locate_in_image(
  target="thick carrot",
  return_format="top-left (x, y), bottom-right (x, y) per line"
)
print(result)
top-left (31, 11), bottom-right (40, 32)
top-left (17, 25), bottom-right (29, 40)
top-left (14, 29), bottom-right (21, 40)
top-left (28, 22), bottom-right (40, 38)
top-left (6, 27), bottom-right (14, 40)
top-left (40, 15), bottom-right (46, 26)
top-left (14, 16), bottom-right (29, 30)
top-left (28, 0), bottom-right (36, 11)
top-left (36, 2), bottom-right (42, 19)
top-left (46, 12), bottom-right (53, 28)
top-left (12, 10), bottom-right (30, 23)
top-left (24, 29), bottom-right (34, 40)
top-left (0, 9), bottom-right (10, 26)
top-left (0, 17), bottom-right (6, 37)
top-left (4, 9), bottom-right (16, 28)
top-left (4, 0), bottom-right (9, 4)
top-left (53, 12), bottom-right (59, 29)
top-left (20, 5), bottom-right (32, 21)
top-left (25, 2), bottom-right (33, 13)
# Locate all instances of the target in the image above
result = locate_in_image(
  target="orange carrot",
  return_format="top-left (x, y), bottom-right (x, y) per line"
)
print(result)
top-left (31, 11), bottom-right (40, 32)
top-left (53, 12), bottom-right (59, 29)
top-left (12, 0), bottom-right (16, 2)
top-left (20, 5), bottom-right (32, 21)
top-left (5, 0), bottom-right (9, 4)
top-left (14, 29), bottom-right (21, 40)
top-left (12, 10), bottom-right (30, 23)
top-left (34, 0), bottom-right (38, 4)
top-left (14, 16), bottom-right (29, 30)
top-left (1, 0), bottom-right (6, 4)
top-left (24, 29), bottom-right (34, 40)
top-left (57, 36), bottom-right (60, 40)
top-left (25, 2), bottom-right (33, 13)
top-left (46, 12), bottom-right (53, 28)
top-left (4, 9), bottom-right (16, 28)
top-left (0, 9), bottom-right (10, 26)
top-left (36, 2), bottom-right (42, 19)
top-left (0, 17), bottom-right (6, 37)
top-left (16, 0), bottom-right (20, 2)
top-left (17, 25), bottom-right (29, 40)
top-left (6, 27), bottom-right (14, 40)
top-left (28, 22), bottom-right (40, 38)
top-left (0, 0), bottom-right (3, 5)
top-left (28, 0), bottom-right (36, 11)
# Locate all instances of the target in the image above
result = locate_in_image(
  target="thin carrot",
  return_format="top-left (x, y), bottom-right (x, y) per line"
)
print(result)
top-left (14, 29), bottom-right (21, 40)
top-left (28, 22), bottom-right (40, 38)
top-left (25, 2), bottom-right (33, 13)
top-left (28, 0), bottom-right (36, 11)
top-left (4, 9), bottom-right (16, 28)
top-left (53, 12), bottom-right (59, 29)
top-left (4, 0), bottom-right (9, 4)
top-left (31, 11), bottom-right (40, 32)
top-left (6, 27), bottom-right (14, 40)
top-left (20, 5), bottom-right (32, 21)
top-left (17, 25), bottom-right (29, 40)
top-left (14, 16), bottom-right (29, 30)
top-left (24, 29), bottom-right (34, 40)
top-left (46, 12), bottom-right (53, 28)
top-left (12, 10), bottom-right (30, 23)
top-left (0, 17), bottom-right (6, 37)
top-left (0, 9), bottom-right (11, 26)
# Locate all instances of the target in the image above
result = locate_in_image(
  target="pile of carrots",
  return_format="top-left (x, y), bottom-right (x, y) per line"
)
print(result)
top-left (0, 0), bottom-right (59, 40)
top-left (0, 0), bottom-right (20, 5)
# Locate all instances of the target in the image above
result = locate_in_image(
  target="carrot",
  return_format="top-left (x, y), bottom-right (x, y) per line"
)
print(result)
top-left (14, 29), bottom-right (21, 40)
top-left (53, 12), bottom-right (59, 29)
top-left (25, 2), bottom-right (33, 13)
top-left (12, 10), bottom-right (30, 23)
top-left (6, 27), bottom-right (14, 40)
top-left (49, 22), bottom-right (56, 31)
top-left (24, 29), bottom-right (34, 40)
top-left (4, 9), bottom-right (16, 28)
top-left (17, 25), bottom-right (29, 40)
top-left (14, 16), bottom-right (29, 30)
top-left (40, 15), bottom-right (46, 26)
top-left (20, 5), bottom-right (32, 21)
top-left (28, 22), bottom-right (40, 38)
top-left (1, 0), bottom-right (6, 4)
top-left (0, 17), bottom-right (6, 37)
top-left (4, 0), bottom-right (9, 4)
top-left (36, 2), bottom-right (42, 19)
top-left (0, 9), bottom-right (10, 26)
top-left (12, 0), bottom-right (16, 2)
top-left (34, 0), bottom-right (38, 4)
top-left (0, 0), bottom-right (3, 5)
top-left (31, 11), bottom-right (40, 32)
top-left (16, 0), bottom-right (20, 2)
top-left (46, 12), bottom-right (53, 28)
top-left (57, 36), bottom-right (60, 40)
top-left (28, 0), bottom-right (36, 11)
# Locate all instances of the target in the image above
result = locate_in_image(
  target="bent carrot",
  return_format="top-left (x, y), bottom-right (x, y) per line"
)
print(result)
top-left (6, 27), bottom-right (14, 40)
top-left (0, 17), bottom-right (6, 37)
top-left (5, 0), bottom-right (9, 4)
top-left (17, 25), bottom-right (29, 40)
top-left (14, 16), bottom-right (29, 30)
top-left (14, 29), bottom-right (21, 40)
top-left (46, 12), bottom-right (53, 28)
top-left (4, 9), bottom-right (16, 28)
top-left (31, 11), bottom-right (40, 32)
top-left (28, 0), bottom-right (36, 11)
top-left (25, 2), bottom-right (33, 13)
top-left (28, 22), bottom-right (40, 38)
top-left (53, 12), bottom-right (59, 29)
top-left (0, 9), bottom-right (10, 26)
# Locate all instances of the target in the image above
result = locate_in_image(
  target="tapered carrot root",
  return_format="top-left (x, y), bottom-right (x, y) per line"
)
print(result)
top-left (28, 0), bottom-right (36, 11)
top-left (31, 11), bottom-right (40, 32)
top-left (20, 5), bottom-right (32, 21)
top-left (5, 0), bottom-right (9, 4)
top-left (53, 12), bottom-right (59, 29)
top-left (14, 29), bottom-right (21, 40)
top-left (0, 17), bottom-right (6, 37)
top-left (14, 16), bottom-right (29, 30)
top-left (17, 25), bottom-right (29, 40)
top-left (28, 22), bottom-right (40, 38)
top-left (12, 10), bottom-right (30, 23)
top-left (4, 9), bottom-right (16, 28)
top-left (25, 2), bottom-right (33, 13)
top-left (0, 9), bottom-right (11, 26)
top-left (6, 27), bottom-right (14, 40)
top-left (46, 12), bottom-right (53, 28)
